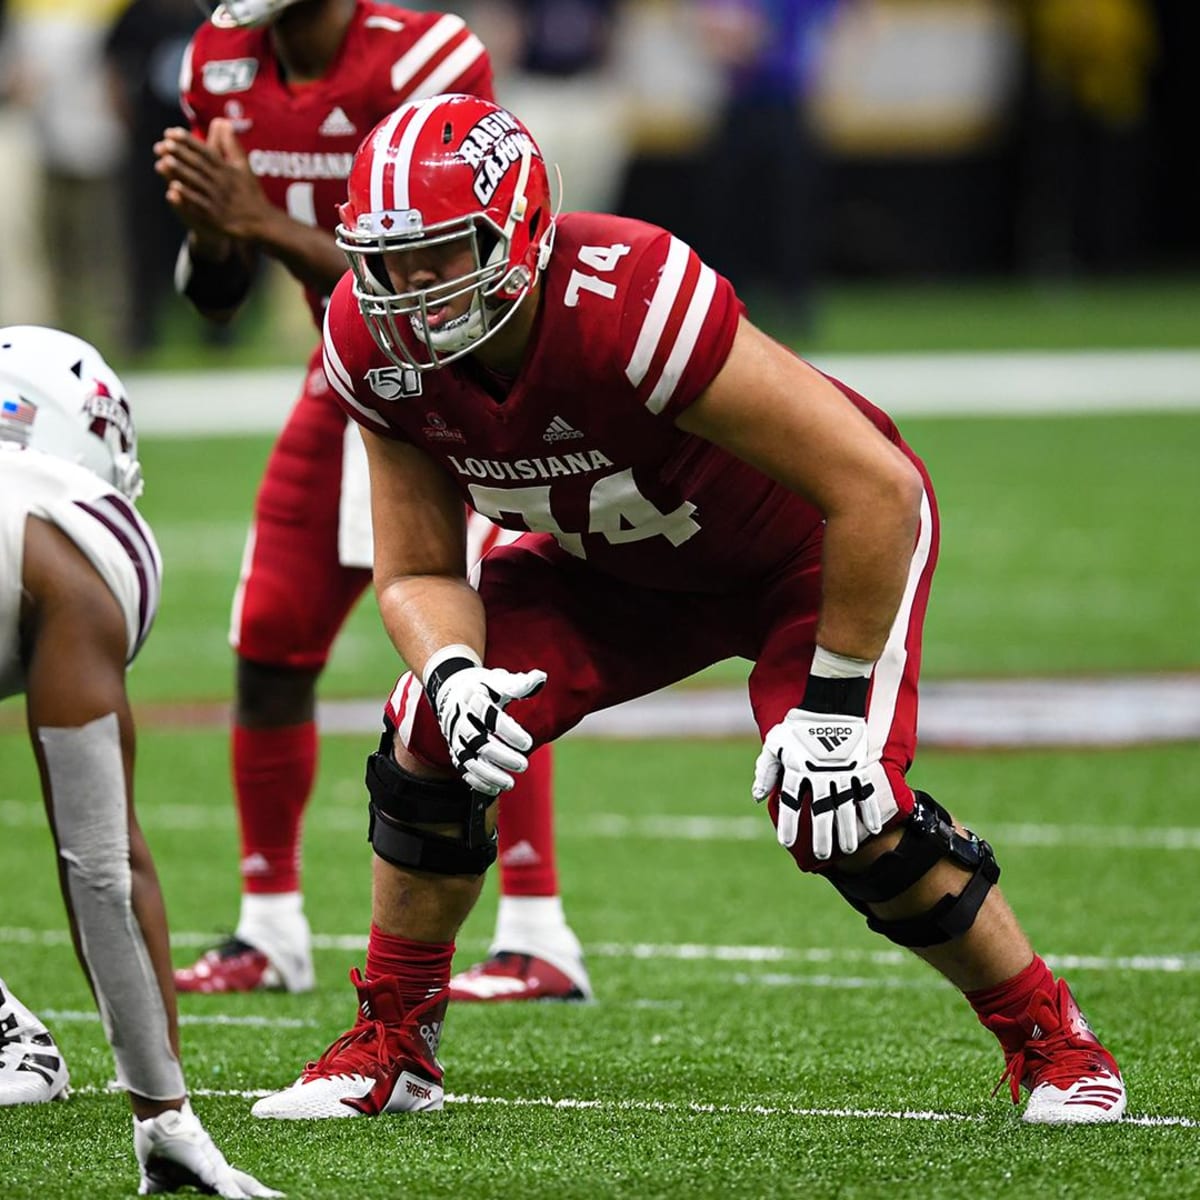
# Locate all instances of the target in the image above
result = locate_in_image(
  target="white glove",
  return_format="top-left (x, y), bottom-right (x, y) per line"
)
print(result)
top-left (424, 647), bottom-right (546, 795)
top-left (134, 1101), bottom-right (283, 1197)
top-left (752, 709), bottom-right (898, 861)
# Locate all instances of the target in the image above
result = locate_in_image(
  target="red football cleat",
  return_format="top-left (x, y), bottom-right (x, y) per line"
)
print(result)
top-left (987, 979), bottom-right (1126, 1124)
top-left (252, 969), bottom-right (445, 1119)
top-left (448, 951), bottom-right (591, 1003)
top-left (174, 937), bottom-right (291, 994)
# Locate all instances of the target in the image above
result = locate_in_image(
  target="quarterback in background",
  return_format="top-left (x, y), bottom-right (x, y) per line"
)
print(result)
top-left (155, 0), bottom-right (589, 1003)
top-left (253, 94), bottom-right (1125, 1124)
top-left (0, 327), bottom-right (279, 1197)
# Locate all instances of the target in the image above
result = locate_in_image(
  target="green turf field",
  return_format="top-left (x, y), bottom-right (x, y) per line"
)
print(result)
top-left (1, 735), bottom-right (1198, 1198)
top-left (128, 273), bottom-right (1200, 371)
top-left (1, 330), bottom-right (1199, 1194)
top-left (109, 408), bottom-right (1200, 707)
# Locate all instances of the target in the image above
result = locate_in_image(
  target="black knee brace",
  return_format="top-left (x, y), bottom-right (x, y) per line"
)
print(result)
top-left (826, 792), bottom-right (1000, 948)
top-left (365, 729), bottom-right (498, 876)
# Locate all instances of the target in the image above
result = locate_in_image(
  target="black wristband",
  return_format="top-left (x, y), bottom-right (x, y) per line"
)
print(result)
top-left (801, 674), bottom-right (870, 717)
top-left (424, 656), bottom-right (477, 711)
top-left (175, 239), bottom-right (253, 311)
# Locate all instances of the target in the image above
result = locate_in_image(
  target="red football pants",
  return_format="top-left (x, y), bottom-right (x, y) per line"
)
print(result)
top-left (390, 477), bottom-right (939, 874)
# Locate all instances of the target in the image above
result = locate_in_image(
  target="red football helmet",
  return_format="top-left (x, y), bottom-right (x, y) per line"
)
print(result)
top-left (336, 94), bottom-right (556, 371)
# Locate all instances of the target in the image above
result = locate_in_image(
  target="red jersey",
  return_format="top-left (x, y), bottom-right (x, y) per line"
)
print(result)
top-left (323, 212), bottom-right (910, 593)
top-left (180, 1), bottom-right (493, 326)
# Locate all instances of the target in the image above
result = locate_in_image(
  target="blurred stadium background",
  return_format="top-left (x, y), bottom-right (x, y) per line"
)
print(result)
top-left (1, 2), bottom-right (1199, 1198)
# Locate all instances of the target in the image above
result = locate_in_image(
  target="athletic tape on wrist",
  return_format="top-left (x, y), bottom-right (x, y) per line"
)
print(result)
top-left (810, 645), bottom-right (875, 679)
top-left (422, 644), bottom-right (481, 710)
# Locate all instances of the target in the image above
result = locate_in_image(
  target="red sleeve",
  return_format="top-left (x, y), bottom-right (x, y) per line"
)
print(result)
top-left (386, 11), bottom-right (494, 104)
top-left (177, 32), bottom-right (205, 135)
top-left (617, 231), bottom-right (743, 421)
top-left (321, 274), bottom-right (405, 439)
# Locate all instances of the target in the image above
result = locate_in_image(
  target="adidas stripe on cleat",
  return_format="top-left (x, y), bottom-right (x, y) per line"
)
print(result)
top-left (989, 979), bottom-right (1126, 1125)
top-left (252, 969), bottom-right (445, 1119)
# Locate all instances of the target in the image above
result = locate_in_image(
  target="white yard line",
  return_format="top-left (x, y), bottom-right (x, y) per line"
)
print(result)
top-left (66, 1084), bottom-right (1197, 1128)
top-left (39, 1009), bottom-right (315, 1028)
top-left (4, 799), bottom-right (1198, 852)
top-left (3, 926), bottom-right (1196, 974)
top-left (127, 351), bottom-right (1200, 437)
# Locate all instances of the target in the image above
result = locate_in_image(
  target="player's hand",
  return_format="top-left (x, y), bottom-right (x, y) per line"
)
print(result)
top-left (751, 709), bottom-right (898, 860)
top-left (154, 121), bottom-right (270, 243)
top-left (134, 1102), bottom-right (283, 1198)
top-left (425, 655), bottom-right (546, 795)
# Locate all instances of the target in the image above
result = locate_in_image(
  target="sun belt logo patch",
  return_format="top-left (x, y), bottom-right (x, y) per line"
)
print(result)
top-left (457, 111), bottom-right (536, 206)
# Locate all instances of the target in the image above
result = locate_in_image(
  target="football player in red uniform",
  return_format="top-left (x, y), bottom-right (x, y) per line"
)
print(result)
top-left (252, 93), bottom-right (1127, 1124)
top-left (154, 0), bottom-right (589, 1003)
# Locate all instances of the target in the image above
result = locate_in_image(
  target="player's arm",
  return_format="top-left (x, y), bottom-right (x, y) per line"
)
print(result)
top-left (361, 428), bottom-right (543, 792)
top-left (20, 519), bottom-right (184, 1098)
top-left (156, 118), bottom-right (346, 309)
top-left (678, 318), bottom-right (923, 859)
top-left (676, 316), bottom-right (923, 662)
top-left (361, 427), bottom-right (482, 673)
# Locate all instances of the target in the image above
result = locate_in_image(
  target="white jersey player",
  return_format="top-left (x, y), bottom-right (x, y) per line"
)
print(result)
top-left (0, 326), bottom-right (279, 1197)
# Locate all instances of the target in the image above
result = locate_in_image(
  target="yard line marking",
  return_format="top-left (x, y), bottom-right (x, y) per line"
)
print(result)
top-left (4, 927), bottom-right (1198, 974)
top-left (67, 1084), bottom-right (1200, 1127)
top-left (40, 1009), bottom-right (315, 1029)
top-left (6, 798), bottom-right (1200, 852)
top-left (731, 972), bottom-right (937, 990)
top-left (123, 352), bottom-right (1200, 438)
top-left (573, 814), bottom-right (1200, 850)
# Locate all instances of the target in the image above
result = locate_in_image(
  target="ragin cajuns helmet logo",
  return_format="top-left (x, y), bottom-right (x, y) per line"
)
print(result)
top-left (457, 110), bottom-right (536, 205)
top-left (85, 380), bottom-right (134, 453)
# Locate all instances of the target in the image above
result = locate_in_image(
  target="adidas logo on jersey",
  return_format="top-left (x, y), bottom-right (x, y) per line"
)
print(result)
top-left (318, 106), bottom-right (357, 137)
top-left (543, 415), bottom-right (583, 442)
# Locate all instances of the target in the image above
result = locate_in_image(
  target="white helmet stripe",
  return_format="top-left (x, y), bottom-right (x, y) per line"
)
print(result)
top-left (388, 96), bottom-right (447, 213)
top-left (389, 14), bottom-right (467, 94)
top-left (404, 35), bottom-right (487, 102)
top-left (368, 106), bottom-right (411, 215)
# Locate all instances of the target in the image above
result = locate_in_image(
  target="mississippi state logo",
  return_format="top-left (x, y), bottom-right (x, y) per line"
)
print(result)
top-left (84, 380), bottom-right (134, 453)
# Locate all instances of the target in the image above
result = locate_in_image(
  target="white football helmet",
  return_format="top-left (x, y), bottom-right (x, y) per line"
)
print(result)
top-left (0, 326), bottom-right (143, 500)
top-left (203, 0), bottom-right (305, 29)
